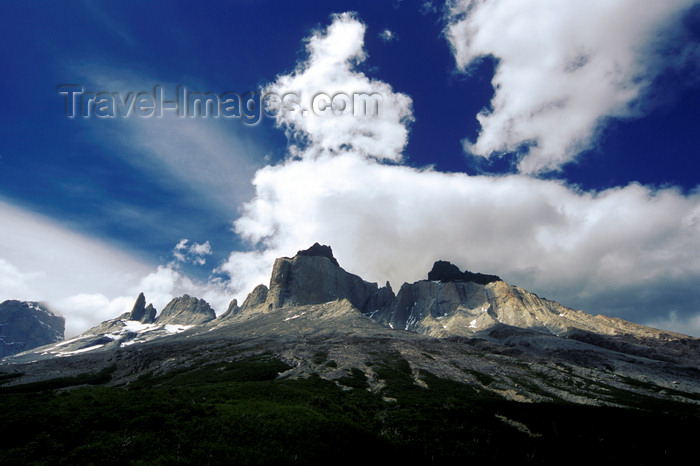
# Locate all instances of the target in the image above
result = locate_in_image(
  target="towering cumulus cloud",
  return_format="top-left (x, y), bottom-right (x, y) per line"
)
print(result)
top-left (263, 12), bottom-right (413, 161)
top-left (446, 0), bottom-right (700, 173)
top-left (220, 13), bottom-right (700, 336)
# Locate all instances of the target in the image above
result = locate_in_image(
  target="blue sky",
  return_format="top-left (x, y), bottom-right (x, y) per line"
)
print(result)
top-left (2, 0), bottom-right (700, 336)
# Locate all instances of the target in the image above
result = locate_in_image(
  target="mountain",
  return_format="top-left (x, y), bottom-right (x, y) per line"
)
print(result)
top-left (155, 294), bottom-right (215, 325)
top-left (0, 301), bottom-right (64, 358)
top-left (13, 293), bottom-right (215, 360)
top-left (4, 242), bottom-right (698, 401)
top-left (1, 244), bottom-right (699, 463)
top-left (367, 257), bottom-right (689, 340)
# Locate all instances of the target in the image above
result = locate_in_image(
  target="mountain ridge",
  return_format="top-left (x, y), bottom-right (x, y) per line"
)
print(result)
top-left (2, 243), bottom-right (699, 409)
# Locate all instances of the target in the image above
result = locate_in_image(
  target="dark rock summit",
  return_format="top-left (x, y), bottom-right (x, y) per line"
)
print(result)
top-left (0, 300), bottom-right (65, 358)
top-left (156, 295), bottom-right (216, 326)
top-left (295, 242), bottom-right (340, 266)
top-left (428, 260), bottom-right (501, 285)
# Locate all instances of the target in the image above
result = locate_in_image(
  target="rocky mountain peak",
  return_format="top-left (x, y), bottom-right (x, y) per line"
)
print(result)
top-left (259, 244), bottom-right (377, 310)
top-left (0, 300), bottom-right (65, 358)
top-left (428, 260), bottom-right (501, 285)
top-left (155, 294), bottom-right (215, 326)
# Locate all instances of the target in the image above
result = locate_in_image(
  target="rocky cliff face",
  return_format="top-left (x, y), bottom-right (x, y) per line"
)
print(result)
top-left (260, 243), bottom-right (379, 311)
top-left (0, 301), bottom-right (64, 358)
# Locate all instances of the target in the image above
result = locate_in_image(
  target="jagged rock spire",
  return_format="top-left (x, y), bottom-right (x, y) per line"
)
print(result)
top-left (142, 304), bottom-right (156, 324)
top-left (129, 292), bottom-right (157, 323)
top-left (129, 293), bottom-right (147, 321)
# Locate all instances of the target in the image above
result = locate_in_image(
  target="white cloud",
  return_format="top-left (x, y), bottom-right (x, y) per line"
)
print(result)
top-left (6, 9), bottom-right (697, 342)
top-left (0, 199), bottom-right (152, 300)
top-left (262, 12), bottom-right (413, 162)
top-left (137, 266), bottom-right (181, 309)
top-left (173, 239), bottom-right (189, 262)
top-left (190, 241), bottom-right (212, 257)
top-left (445, 0), bottom-right (700, 173)
top-left (0, 258), bottom-right (43, 301)
top-left (133, 265), bottom-right (231, 323)
top-left (115, 117), bottom-right (261, 213)
top-left (53, 294), bottom-right (133, 337)
top-left (172, 239), bottom-right (212, 266)
top-left (421, 2), bottom-right (439, 15)
top-left (379, 29), bottom-right (397, 42)
top-left (216, 249), bottom-right (280, 300)
top-left (52, 264), bottom-right (233, 337)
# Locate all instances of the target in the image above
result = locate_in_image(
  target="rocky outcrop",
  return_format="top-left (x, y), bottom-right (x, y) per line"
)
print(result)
top-left (242, 284), bottom-right (269, 310)
top-left (366, 270), bottom-right (592, 337)
top-left (86, 293), bottom-right (158, 336)
top-left (6, 293), bottom-right (213, 360)
top-left (0, 301), bottom-right (65, 358)
top-left (156, 295), bottom-right (216, 326)
top-left (264, 244), bottom-right (378, 310)
top-left (128, 293), bottom-right (157, 324)
top-left (218, 299), bottom-right (240, 320)
top-left (6, 245), bottom-right (696, 382)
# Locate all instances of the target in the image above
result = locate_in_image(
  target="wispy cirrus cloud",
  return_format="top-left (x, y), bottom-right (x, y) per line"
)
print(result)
top-left (61, 63), bottom-right (270, 215)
